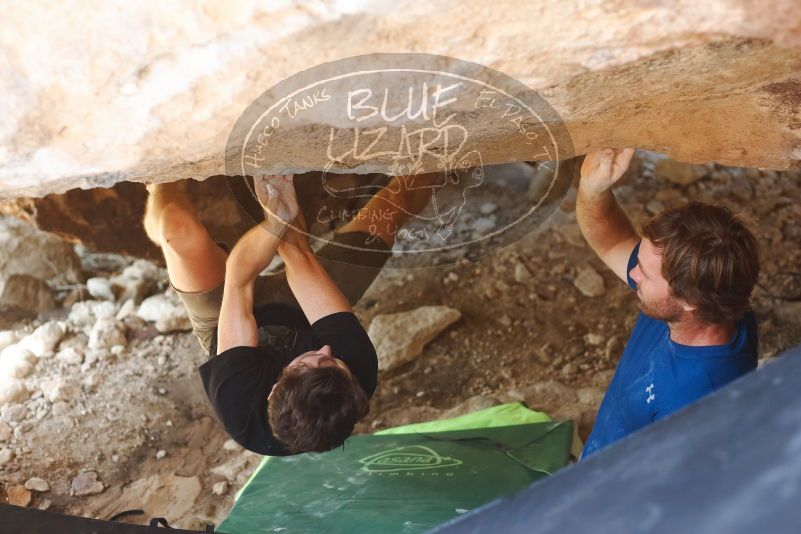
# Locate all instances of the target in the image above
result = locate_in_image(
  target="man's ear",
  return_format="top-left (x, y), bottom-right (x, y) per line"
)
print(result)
top-left (681, 300), bottom-right (697, 313)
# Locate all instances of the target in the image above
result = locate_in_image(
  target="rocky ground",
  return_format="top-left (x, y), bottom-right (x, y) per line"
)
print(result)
top-left (1, 152), bottom-right (800, 529)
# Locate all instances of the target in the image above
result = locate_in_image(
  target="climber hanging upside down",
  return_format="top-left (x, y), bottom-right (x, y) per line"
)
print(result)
top-left (143, 173), bottom-right (434, 455)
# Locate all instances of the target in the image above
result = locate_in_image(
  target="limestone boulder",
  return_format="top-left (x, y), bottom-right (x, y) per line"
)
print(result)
top-left (0, 0), bottom-right (799, 203)
top-left (18, 321), bottom-right (64, 357)
top-left (87, 317), bottom-right (127, 351)
top-left (70, 471), bottom-right (105, 497)
top-left (0, 216), bottom-right (81, 284)
top-left (0, 380), bottom-right (29, 406)
top-left (573, 266), bottom-right (606, 298)
top-left (0, 1), bottom-right (800, 262)
top-left (368, 305), bottom-right (462, 371)
top-left (137, 291), bottom-right (192, 333)
top-left (0, 274), bottom-right (55, 319)
top-left (0, 345), bottom-right (37, 380)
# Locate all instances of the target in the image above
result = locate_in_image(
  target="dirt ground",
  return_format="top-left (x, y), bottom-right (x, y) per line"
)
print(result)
top-left (1, 153), bottom-right (800, 530)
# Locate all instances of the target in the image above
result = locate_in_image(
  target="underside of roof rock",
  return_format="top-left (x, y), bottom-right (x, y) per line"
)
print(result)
top-left (1, 0), bottom-right (800, 200)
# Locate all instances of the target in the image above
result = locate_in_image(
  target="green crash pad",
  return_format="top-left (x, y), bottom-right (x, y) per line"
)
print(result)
top-left (219, 403), bottom-right (572, 534)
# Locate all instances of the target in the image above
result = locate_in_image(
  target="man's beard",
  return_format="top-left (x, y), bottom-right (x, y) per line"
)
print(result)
top-left (637, 292), bottom-right (684, 322)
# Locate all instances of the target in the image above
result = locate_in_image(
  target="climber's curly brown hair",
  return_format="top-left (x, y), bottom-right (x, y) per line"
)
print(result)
top-left (268, 362), bottom-right (369, 453)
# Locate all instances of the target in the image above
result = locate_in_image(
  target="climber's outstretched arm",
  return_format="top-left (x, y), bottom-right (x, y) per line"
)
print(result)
top-left (576, 148), bottom-right (639, 283)
top-left (216, 175), bottom-right (297, 354)
top-left (278, 213), bottom-right (352, 325)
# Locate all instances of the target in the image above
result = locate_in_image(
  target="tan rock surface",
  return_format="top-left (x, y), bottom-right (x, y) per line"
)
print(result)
top-left (368, 305), bottom-right (462, 371)
top-left (1, 0), bottom-right (799, 200)
top-left (7, 485), bottom-right (32, 507)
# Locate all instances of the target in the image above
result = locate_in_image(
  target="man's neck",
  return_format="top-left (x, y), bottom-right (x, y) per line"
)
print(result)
top-left (668, 317), bottom-right (736, 347)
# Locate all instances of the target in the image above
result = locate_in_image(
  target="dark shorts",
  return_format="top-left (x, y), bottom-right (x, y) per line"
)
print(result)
top-left (171, 231), bottom-right (392, 356)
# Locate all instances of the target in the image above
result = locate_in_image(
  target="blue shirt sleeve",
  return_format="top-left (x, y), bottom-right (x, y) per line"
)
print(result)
top-left (626, 241), bottom-right (642, 290)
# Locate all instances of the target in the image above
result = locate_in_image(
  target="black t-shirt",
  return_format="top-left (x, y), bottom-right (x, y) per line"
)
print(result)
top-left (198, 303), bottom-right (378, 456)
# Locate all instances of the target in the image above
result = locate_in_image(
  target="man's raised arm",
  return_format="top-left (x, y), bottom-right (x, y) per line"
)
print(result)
top-left (216, 175), bottom-right (298, 354)
top-left (276, 214), bottom-right (352, 325)
top-left (576, 148), bottom-right (639, 283)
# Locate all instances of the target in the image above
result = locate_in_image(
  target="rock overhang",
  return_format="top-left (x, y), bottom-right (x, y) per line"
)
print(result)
top-left (0, 1), bottom-right (800, 200)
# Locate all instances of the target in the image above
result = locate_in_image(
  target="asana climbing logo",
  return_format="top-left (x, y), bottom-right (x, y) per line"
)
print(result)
top-left (358, 445), bottom-right (463, 473)
top-left (225, 53), bottom-right (575, 267)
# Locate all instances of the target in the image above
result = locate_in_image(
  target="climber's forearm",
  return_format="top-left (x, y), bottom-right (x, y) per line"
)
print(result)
top-left (225, 220), bottom-right (283, 288)
top-left (576, 187), bottom-right (639, 282)
top-left (282, 246), bottom-right (352, 324)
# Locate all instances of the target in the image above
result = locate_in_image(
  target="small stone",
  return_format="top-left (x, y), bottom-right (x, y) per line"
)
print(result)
top-left (7, 485), bottom-right (31, 507)
top-left (156, 450), bottom-right (167, 459)
top-left (646, 200), bottom-right (665, 214)
top-left (86, 277), bottom-right (116, 301)
top-left (479, 202), bottom-right (497, 215)
top-left (17, 321), bottom-right (63, 357)
top-left (498, 315), bottom-right (512, 327)
top-left (584, 333), bottom-right (604, 346)
top-left (0, 447), bottom-right (14, 465)
top-left (38, 499), bottom-right (51, 511)
top-left (0, 380), bottom-right (30, 405)
top-left (110, 276), bottom-right (152, 305)
top-left (82, 373), bottom-right (100, 388)
top-left (56, 346), bottom-right (84, 365)
top-left (368, 306), bottom-right (462, 371)
top-left (87, 317), bottom-right (126, 351)
top-left (210, 451), bottom-right (261, 483)
top-left (83, 350), bottom-right (102, 366)
top-left (137, 292), bottom-right (192, 333)
top-left (212, 481), bottom-right (228, 496)
top-left (0, 345), bottom-right (37, 379)
top-left (40, 377), bottom-right (81, 403)
top-left (114, 299), bottom-right (136, 321)
top-left (470, 216), bottom-right (496, 234)
top-left (24, 477), bottom-right (50, 492)
top-left (0, 274), bottom-right (55, 317)
top-left (68, 300), bottom-right (116, 327)
top-left (71, 471), bottom-right (105, 496)
top-left (1, 403), bottom-right (27, 424)
top-left (561, 362), bottom-right (577, 377)
top-left (223, 439), bottom-right (242, 452)
top-left (573, 267), bottom-right (605, 297)
top-left (119, 260), bottom-right (167, 285)
top-left (514, 262), bottom-right (531, 283)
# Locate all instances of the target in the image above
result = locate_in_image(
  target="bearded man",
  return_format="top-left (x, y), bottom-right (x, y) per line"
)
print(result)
top-left (576, 149), bottom-right (760, 458)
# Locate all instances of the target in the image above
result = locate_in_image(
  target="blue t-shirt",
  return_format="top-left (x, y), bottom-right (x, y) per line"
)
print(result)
top-left (581, 242), bottom-right (758, 458)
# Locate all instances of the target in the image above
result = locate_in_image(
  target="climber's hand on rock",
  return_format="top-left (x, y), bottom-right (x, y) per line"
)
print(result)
top-left (579, 148), bottom-right (635, 196)
top-left (254, 174), bottom-right (298, 234)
